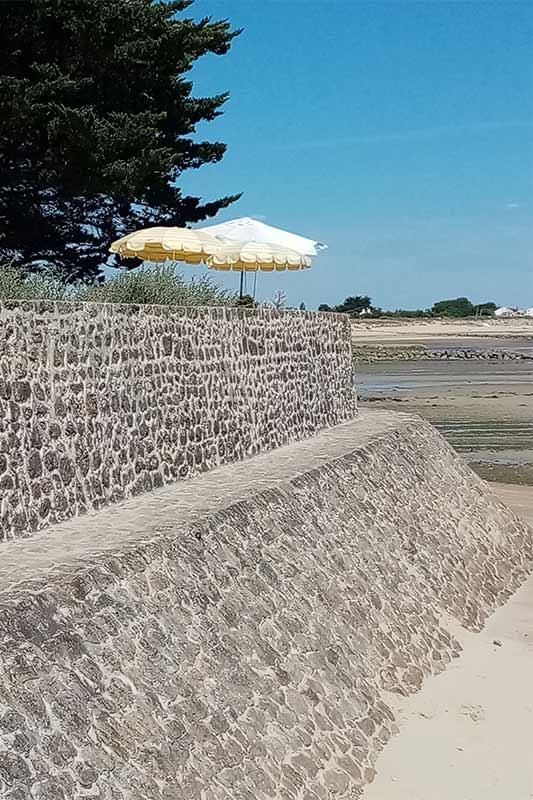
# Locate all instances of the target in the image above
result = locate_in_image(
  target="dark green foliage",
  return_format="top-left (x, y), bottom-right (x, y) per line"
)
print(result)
top-left (0, 0), bottom-right (241, 282)
top-left (475, 302), bottom-right (497, 315)
top-left (431, 297), bottom-right (475, 317)
top-left (318, 296), bottom-right (377, 315)
top-left (335, 295), bottom-right (372, 315)
top-left (236, 293), bottom-right (256, 308)
top-left (321, 294), bottom-right (497, 318)
top-left (386, 309), bottom-right (432, 318)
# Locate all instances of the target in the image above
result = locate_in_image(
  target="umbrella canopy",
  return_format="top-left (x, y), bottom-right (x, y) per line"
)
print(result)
top-left (109, 226), bottom-right (225, 264)
top-left (207, 241), bottom-right (311, 272)
top-left (200, 217), bottom-right (327, 256)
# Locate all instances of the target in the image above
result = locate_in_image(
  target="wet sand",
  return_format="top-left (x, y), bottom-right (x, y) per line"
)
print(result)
top-left (363, 484), bottom-right (533, 800)
top-left (358, 358), bottom-right (533, 485)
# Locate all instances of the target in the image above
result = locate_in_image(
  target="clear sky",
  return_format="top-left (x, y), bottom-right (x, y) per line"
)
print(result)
top-left (181, 0), bottom-right (533, 310)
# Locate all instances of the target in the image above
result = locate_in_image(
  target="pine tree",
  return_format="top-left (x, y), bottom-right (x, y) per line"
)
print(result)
top-left (0, 0), bottom-right (241, 282)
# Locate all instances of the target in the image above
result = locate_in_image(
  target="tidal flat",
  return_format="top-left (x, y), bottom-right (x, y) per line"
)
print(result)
top-left (357, 344), bottom-right (533, 486)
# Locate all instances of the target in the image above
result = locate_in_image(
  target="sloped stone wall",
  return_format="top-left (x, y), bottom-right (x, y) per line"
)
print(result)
top-left (0, 411), bottom-right (531, 798)
top-left (0, 301), bottom-right (356, 541)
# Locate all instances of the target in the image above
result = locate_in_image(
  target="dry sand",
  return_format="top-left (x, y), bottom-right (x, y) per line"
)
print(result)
top-left (363, 484), bottom-right (533, 800)
top-left (352, 317), bottom-right (533, 343)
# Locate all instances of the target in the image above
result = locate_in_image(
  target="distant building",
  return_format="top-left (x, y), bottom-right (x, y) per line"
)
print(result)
top-left (494, 306), bottom-right (518, 317)
top-left (525, 308), bottom-right (533, 318)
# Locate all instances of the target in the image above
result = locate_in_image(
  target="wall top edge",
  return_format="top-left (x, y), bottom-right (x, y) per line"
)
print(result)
top-left (0, 299), bottom-right (348, 323)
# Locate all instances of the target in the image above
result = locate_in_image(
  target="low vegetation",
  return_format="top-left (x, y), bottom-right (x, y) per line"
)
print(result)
top-left (320, 294), bottom-right (498, 319)
top-left (0, 264), bottom-right (236, 307)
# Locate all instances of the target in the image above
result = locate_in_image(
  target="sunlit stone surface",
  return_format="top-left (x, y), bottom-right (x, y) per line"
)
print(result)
top-left (0, 302), bottom-right (356, 541)
top-left (0, 411), bottom-right (531, 798)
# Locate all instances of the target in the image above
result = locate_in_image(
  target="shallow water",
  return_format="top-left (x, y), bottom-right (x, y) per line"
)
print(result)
top-left (436, 420), bottom-right (533, 454)
top-left (363, 374), bottom-right (529, 392)
top-left (435, 421), bottom-right (533, 484)
top-left (358, 359), bottom-right (533, 485)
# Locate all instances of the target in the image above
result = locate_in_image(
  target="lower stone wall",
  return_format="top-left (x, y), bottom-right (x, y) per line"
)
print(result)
top-left (0, 411), bottom-right (531, 798)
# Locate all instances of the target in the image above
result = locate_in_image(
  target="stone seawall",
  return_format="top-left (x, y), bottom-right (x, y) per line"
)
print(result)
top-left (1, 410), bottom-right (531, 798)
top-left (0, 302), bottom-right (356, 541)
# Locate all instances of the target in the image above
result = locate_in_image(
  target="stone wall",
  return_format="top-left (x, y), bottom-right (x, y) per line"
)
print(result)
top-left (0, 301), bottom-right (356, 541)
top-left (0, 410), bottom-right (531, 798)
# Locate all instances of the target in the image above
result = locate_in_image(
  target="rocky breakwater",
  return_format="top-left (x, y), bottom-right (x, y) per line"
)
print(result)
top-left (353, 344), bottom-right (533, 362)
top-left (0, 410), bottom-right (531, 798)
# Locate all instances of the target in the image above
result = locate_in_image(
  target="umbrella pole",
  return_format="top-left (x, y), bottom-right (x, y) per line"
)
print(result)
top-left (253, 270), bottom-right (258, 301)
top-left (239, 270), bottom-right (244, 300)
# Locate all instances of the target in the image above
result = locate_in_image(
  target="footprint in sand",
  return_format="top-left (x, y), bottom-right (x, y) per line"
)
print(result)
top-left (459, 703), bottom-right (486, 722)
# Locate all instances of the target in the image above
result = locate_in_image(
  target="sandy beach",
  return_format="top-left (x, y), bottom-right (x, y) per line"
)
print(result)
top-left (352, 317), bottom-right (533, 343)
top-left (363, 484), bottom-right (533, 800)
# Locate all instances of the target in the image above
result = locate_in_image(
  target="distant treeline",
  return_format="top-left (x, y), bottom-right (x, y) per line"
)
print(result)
top-left (318, 296), bottom-right (498, 319)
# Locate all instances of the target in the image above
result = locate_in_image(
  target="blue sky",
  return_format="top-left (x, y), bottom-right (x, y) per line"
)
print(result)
top-left (181, 0), bottom-right (533, 310)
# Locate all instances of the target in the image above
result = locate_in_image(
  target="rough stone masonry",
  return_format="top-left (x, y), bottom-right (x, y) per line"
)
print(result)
top-left (0, 302), bottom-right (356, 541)
top-left (0, 411), bottom-right (531, 798)
top-left (1, 303), bottom-right (531, 799)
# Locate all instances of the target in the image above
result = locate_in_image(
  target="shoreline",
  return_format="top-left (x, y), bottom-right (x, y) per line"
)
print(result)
top-left (363, 483), bottom-right (533, 800)
top-left (356, 336), bottom-right (533, 486)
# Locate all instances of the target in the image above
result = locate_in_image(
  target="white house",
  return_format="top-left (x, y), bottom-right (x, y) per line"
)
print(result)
top-left (494, 306), bottom-right (518, 317)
